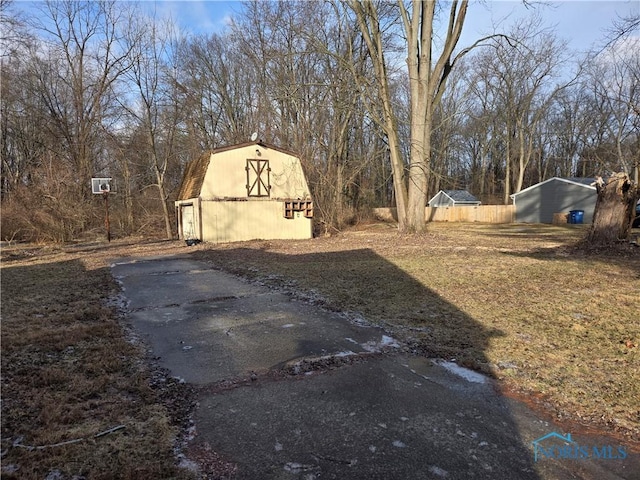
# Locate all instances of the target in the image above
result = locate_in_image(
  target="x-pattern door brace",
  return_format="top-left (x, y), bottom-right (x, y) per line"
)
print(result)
top-left (246, 159), bottom-right (271, 197)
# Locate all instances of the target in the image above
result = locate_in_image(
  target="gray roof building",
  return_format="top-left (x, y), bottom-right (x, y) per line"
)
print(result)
top-left (510, 177), bottom-right (596, 224)
top-left (428, 190), bottom-right (481, 207)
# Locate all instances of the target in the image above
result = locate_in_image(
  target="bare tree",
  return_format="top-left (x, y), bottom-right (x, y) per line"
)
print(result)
top-left (487, 22), bottom-right (571, 200)
top-left (585, 16), bottom-right (640, 245)
top-left (585, 40), bottom-right (639, 177)
top-left (177, 32), bottom-right (257, 149)
top-left (588, 173), bottom-right (638, 244)
top-left (122, 16), bottom-right (183, 239)
top-left (30, 0), bottom-right (134, 193)
top-left (0, 0), bottom-right (31, 58)
top-left (2, 0), bottom-right (136, 240)
top-left (224, 0), bottom-right (383, 232)
top-left (346, 0), bottom-right (485, 232)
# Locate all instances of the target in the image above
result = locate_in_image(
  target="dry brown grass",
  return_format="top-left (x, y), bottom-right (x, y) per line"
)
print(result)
top-left (2, 224), bottom-right (638, 478)
top-left (188, 223), bottom-right (640, 444)
top-left (1, 239), bottom-right (194, 479)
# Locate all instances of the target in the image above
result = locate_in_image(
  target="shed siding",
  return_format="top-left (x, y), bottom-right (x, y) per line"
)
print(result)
top-left (514, 180), bottom-right (596, 223)
top-left (176, 143), bottom-right (313, 243)
top-left (429, 192), bottom-right (454, 207)
top-left (200, 145), bottom-right (309, 200)
top-left (201, 200), bottom-right (312, 243)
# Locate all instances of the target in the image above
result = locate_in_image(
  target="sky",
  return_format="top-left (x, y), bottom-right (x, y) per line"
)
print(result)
top-left (147, 0), bottom-right (640, 54)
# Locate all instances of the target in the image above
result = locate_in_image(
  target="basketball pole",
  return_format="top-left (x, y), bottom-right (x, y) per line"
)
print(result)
top-left (103, 191), bottom-right (111, 242)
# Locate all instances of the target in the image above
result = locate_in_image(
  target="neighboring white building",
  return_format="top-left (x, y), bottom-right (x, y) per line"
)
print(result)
top-left (428, 190), bottom-right (481, 207)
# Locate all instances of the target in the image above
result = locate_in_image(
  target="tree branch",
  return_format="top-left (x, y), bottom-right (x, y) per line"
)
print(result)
top-left (12, 425), bottom-right (126, 451)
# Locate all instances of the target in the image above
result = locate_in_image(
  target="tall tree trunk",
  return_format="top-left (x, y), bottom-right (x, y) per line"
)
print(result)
top-left (349, 0), bottom-right (468, 233)
top-left (503, 134), bottom-right (511, 205)
top-left (348, 0), bottom-right (408, 230)
top-left (152, 160), bottom-right (173, 239)
top-left (587, 173), bottom-right (639, 245)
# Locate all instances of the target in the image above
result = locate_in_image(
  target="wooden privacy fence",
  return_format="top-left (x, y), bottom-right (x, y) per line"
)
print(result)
top-left (373, 205), bottom-right (515, 224)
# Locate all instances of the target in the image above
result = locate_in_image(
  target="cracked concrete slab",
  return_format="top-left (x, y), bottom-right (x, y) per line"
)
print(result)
top-left (113, 255), bottom-right (639, 479)
top-left (112, 256), bottom-right (395, 384)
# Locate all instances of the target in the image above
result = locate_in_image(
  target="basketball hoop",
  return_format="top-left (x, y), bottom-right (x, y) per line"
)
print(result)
top-left (92, 177), bottom-right (112, 242)
top-left (91, 177), bottom-right (112, 194)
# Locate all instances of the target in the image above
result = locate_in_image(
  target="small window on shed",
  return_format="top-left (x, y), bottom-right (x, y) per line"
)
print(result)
top-left (246, 159), bottom-right (271, 197)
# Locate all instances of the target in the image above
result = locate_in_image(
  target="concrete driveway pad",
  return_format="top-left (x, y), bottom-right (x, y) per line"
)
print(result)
top-left (112, 257), bottom-right (393, 384)
top-left (112, 255), bottom-right (639, 479)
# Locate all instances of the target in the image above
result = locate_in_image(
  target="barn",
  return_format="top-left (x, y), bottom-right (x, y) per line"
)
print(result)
top-left (510, 177), bottom-right (596, 224)
top-left (428, 190), bottom-right (481, 207)
top-left (175, 141), bottom-right (313, 243)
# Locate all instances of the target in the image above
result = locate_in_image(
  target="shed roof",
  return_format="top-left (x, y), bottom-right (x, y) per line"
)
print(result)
top-left (176, 141), bottom-right (301, 201)
top-left (429, 190), bottom-right (480, 205)
top-left (176, 151), bottom-right (210, 201)
top-left (510, 177), bottom-right (596, 199)
top-left (442, 190), bottom-right (481, 203)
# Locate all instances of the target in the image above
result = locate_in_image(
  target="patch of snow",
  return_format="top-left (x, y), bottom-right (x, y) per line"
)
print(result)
top-left (360, 341), bottom-right (378, 352)
top-left (360, 334), bottom-right (400, 352)
top-left (281, 324), bottom-right (295, 328)
top-left (178, 457), bottom-right (200, 472)
top-left (392, 440), bottom-right (406, 448)
top-left (275, 441), bottom-right (283, 452)
top-left (284, 462), bottom-right (317, 474)
top-left (380, 335), bottom-right (399, 347)
top-left (335, 350), bottom-right (356, 357)
top-left (435, 360), bottom-right (486, 384)
top-left (345, 337), bottom-right (358, 344)
top-left (369, 445), bottom-right (377, 453)
top-left (344, 312), bottom-right (370, 327)
top-left (182, 346), bottom-right (193, 351)
top-left (428, 465), bottom-right (449, 477)
top-left (45, 470), bottom-right (64, 480)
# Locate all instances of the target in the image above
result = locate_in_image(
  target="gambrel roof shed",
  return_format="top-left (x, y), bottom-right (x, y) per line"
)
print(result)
top-left (510, 177), bottom-right (596, 224)
top-left (175, 141), bottom-right (313, 243)
top-left (428, 190), bottom-right (481, 207)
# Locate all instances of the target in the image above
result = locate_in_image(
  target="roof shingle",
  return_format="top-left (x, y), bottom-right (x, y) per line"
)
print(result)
top-left (443, 190), bottom-right (480, 203)
top-left (176, 151), bottom-right (211, 201)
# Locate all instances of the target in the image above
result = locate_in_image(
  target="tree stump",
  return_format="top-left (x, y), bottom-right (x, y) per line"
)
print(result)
top-left (587, 173), bottom-right (639, 245)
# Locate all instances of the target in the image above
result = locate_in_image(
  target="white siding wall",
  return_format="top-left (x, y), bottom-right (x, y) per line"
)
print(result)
top-left (200, 145), bottom-right (310, 200)
top-left (201, 200), bottom-right (312, 243)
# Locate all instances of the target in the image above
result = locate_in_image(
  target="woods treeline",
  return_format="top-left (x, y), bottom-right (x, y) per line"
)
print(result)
top-left (1, 0), bottom-right (638, 242)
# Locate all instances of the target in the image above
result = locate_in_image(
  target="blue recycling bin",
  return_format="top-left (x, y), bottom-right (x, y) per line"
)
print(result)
top-left (569, 210), bottom-right (584, 224)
